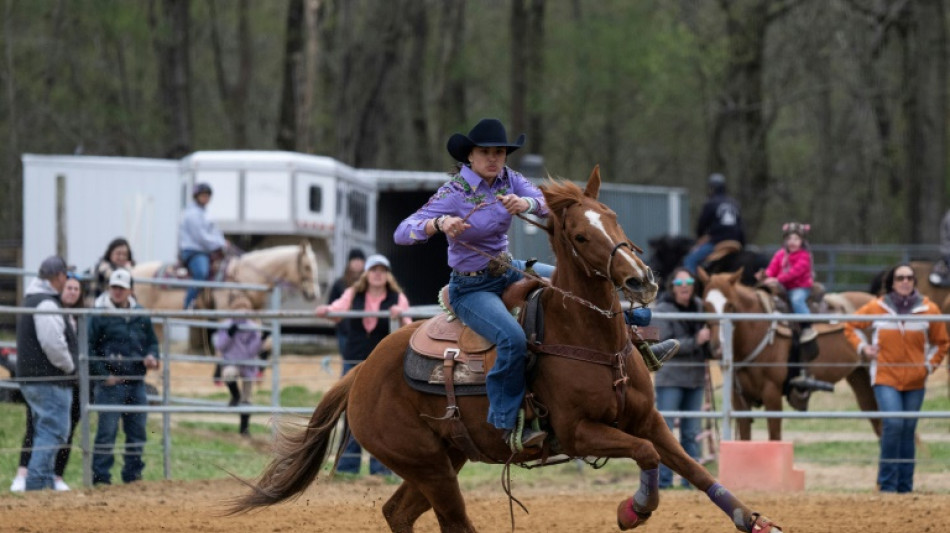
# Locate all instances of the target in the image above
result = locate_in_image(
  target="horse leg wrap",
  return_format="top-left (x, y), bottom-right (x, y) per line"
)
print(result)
top-left (632, 468), bottom-right (659, 513)
top-left (706, 482), bottom-right (747, 531)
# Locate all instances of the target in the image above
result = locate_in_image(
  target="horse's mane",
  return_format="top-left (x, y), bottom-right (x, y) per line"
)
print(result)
top-left (241, 245), bottom-right (300, 259)
top-left (541, 178), bottom-right (587, 214)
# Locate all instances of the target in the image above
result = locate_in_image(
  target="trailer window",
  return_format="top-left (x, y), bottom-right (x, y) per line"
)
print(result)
top-left (348, 191), bottom-right (368, 233)
top-left (309, 186), bottom-right (323, 213)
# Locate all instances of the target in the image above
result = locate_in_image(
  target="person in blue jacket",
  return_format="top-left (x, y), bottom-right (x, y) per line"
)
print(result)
top-left (88, 268), bottom-right (160, 485)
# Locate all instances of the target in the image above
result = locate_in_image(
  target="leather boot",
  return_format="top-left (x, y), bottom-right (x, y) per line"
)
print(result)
top-left (651, 339), bottom-right (680, 367)
top-left (788, 373), bottom-right (835, 392)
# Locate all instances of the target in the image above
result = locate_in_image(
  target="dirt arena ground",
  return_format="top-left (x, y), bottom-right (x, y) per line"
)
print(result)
top-left (2, 476), bottom-right (948, 532)
top-left (4, 356), bottom-right (948, 531)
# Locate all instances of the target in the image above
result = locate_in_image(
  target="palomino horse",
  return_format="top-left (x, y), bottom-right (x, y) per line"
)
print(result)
top-left (699, 269), bottom-right (879, 441)
top-left (230, 168), bottom-right (782, 532)
top-left (132, 241), bottom-right (319, 312)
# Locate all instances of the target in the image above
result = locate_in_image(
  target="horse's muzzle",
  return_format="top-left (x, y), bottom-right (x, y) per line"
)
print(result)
top-left (623, 276), bottom-right (659, 304)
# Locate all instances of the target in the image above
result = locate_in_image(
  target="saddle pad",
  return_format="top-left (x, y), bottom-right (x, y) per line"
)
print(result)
top-left (403, 347), bottom-right (488, 397)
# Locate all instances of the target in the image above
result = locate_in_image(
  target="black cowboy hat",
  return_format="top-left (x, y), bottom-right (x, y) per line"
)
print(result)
top-left (446, 118), bottom-right (526, 163)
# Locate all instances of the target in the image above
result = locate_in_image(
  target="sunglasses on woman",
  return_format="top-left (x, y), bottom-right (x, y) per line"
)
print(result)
top-left (672, 278), bottom-right (695, 286)
top-left (893, 274), bottom-right (915, 282)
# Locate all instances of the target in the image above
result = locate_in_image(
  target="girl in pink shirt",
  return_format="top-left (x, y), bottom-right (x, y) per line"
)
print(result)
top-left (762, 222), bottom-right (815, 341)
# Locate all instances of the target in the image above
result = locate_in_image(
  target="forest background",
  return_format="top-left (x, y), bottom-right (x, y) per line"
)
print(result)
top-left (0, 0), bottom-right (947, 249)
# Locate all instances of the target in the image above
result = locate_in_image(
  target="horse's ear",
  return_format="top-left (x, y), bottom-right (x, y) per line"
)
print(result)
top-left (584, 165), bottom-right (601, 200)
top-left (696, 267), bottom-right (709, 285)
top-left (728, 267), bottom-right (744, 285)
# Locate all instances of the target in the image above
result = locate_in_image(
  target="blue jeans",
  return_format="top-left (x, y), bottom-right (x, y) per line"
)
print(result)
top-left (93, 381), bottom-right (148, 484)
top-left (20, 384), bottom-right (72, 491)
top-left (181, 249), bottom-right (210, 309)
top-left (449, 259), bottom-right (555, 430)
top-left (655, 385), bottom-right (705, 488)
top-left (336, 361), bottom-right (391, 475)
top-left (873, 385), bottom-right (925, 493)
top-left (683, 242), bottom-right (715, 275)
top-left (788, 287), bottom-right (810, 316)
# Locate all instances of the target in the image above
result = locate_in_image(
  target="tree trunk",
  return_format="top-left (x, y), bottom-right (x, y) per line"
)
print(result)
top-left (708, 0), bottom-right (770, 242)
top-left (151, 0), bottom-right (193, 158)
top-left (902, 0), bottom-right (947, 243)
top-left (209, 0), bottom-right (252, 149)
top-left (275, 0), bottom-right (303, 151)
top-left (435, 0), bottom-right (466, 141)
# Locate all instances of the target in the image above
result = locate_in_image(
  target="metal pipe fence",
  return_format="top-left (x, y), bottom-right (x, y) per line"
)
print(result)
top-left (2, 302), bottom-right (949, 484)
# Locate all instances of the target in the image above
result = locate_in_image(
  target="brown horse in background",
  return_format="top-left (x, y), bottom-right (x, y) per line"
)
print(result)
top-left (229, 168), bottom-right (782, 532)
top-left (699, 269), bottom-right (880, 441)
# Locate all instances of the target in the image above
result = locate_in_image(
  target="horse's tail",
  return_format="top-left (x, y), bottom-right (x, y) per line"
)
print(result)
top-left (225, 366), bottom-right (358, 514)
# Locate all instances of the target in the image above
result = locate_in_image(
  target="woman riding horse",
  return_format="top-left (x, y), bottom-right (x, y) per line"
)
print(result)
top-left (231, 167), bottom-right (782, 533)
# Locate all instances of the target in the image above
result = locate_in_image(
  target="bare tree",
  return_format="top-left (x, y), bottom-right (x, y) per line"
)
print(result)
top-left (150, 0), bottom-right (193, 158)
top-left (901, 0), bottom-right (947, 243)
top-left (208, 0), bottom-right (252, 149)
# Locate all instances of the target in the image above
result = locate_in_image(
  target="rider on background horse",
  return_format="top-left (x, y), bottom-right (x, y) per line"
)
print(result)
top-left (179, 182), bottom-right (228, 310)
top-left (683, 173), bottom-right (745, 275)
top-left (394, 118), bottom-right (677, 452)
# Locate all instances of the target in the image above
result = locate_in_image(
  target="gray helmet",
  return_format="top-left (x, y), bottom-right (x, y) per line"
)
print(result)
top-left (707, 173), bottom-right (726, 193)
top-left (192, 182), bottom-right (213, 198)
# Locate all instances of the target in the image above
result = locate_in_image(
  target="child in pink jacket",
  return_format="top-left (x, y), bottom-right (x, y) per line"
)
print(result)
top-left (762, 222), bottom-right (816, 342)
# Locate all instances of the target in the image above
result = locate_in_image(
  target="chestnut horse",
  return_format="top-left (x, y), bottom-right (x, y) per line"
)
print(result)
top-left (230, 168), bottom-right (781, 532)
top-left (699, 269), bottom-right (880, 441)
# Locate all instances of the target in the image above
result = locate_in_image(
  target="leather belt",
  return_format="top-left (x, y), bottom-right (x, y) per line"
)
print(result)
top-left (453, 268), bottom-right (488, 277)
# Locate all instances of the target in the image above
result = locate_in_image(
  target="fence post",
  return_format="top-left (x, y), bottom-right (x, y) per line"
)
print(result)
top-left (269, 286), bottom-right (282, 436)
top-left (78, 314), bottom-right (92, 488)
top-left (161, 317), bottom-right (171, 480)
top-left (719, 318), bottom-right (734, 442)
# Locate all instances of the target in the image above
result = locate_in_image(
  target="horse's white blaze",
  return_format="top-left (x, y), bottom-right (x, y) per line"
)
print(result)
top-left (705, 289), bottom-right (729, 346)
top-left (705, 289), bottom-right (727, 314)
top-left (584, 209), bottom-right (644, 277)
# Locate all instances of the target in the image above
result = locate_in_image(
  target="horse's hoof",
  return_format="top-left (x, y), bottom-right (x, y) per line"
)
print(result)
top-left (748, 512), bottom-right (782, 533)
top-left (616, 498), bottom-right (651, 530)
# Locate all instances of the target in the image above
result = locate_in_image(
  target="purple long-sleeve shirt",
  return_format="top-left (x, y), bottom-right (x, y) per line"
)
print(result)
top-left (394, 165), bottom-right (548, 273)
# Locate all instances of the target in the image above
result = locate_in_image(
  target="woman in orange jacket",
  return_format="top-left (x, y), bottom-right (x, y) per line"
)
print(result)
top-left (844, 263), bottom-right (949, 493)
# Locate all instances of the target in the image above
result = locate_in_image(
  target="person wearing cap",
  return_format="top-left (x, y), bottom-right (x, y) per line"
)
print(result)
top-left (15, 255), bottom-right (77, 491)
top-left (178, 182), bottom-right (228, 309)
top-left (326, 248), bottom-right (367, 356)
top-left (316, 253), bottom-right (410, 476)
top-left (683, 173), bottom-right (745, 275)
top-left (87, 268), bottom-right (160, 485)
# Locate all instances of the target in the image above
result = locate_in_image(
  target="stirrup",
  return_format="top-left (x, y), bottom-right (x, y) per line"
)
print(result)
top-left (789, 373), bottom-right (834, 392)
top-left (503, 409), bottom-right (547, 453)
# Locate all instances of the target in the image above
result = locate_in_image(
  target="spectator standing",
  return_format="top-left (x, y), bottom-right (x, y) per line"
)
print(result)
top-left (91, 238), bottom-right (135, 298)
top-left (683, 173), bottom-right (745, 274)
top-left (179, 182), bottom-right (227, 310)
top-left (88, 268), bottom-right (160, 485)
top-left (326, 248), bottom-right (366, 356)
top-left (316, 254), bottom-right (410, 476)
top-left (213, 291), bottom-right (264, 436)
top-left (11, 273), bottom-right (84, 492)
top-left (844, 263), bottom-right (949, 493)
top-left (653, 268), bottom-right (711, 489)
top-left (14, 256), bottom-right (77, 491)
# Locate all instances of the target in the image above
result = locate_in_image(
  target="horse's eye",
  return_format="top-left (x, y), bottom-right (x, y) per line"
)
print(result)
top-left (574, 234), bottom-right (588, 243)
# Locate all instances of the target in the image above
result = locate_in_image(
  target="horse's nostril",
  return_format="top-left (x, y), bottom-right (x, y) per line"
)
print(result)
top-left (625, 278), bottom-right (643, 292)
